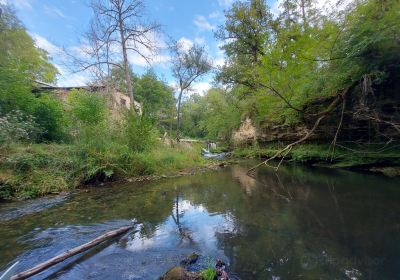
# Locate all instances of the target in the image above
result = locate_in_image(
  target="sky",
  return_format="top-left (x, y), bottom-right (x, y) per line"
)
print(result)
top-left (6, 0), bottom-right (278, 94)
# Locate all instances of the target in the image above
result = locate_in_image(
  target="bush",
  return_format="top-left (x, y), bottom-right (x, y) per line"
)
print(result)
top-left (0, 110), bottom-right (42, 147)
top-left (33, 95), bottom-right (66, 142)
top-left (67, 89), bottom-right (107, 125)
top-left (124, 112), bottom-right (157, 152)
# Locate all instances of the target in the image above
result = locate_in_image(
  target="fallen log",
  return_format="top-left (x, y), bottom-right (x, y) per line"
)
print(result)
top-left (11, 225), bottom-right (134, 280)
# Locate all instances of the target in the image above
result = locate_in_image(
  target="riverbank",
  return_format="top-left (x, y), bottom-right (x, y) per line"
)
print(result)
top-left (0, 142), bottom-right (215, 200)
top-left (232, 142), bottom-right (400, 176)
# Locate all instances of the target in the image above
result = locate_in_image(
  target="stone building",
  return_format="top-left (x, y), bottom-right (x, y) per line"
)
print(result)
top-left (33, 81), bottom-right (142, 116)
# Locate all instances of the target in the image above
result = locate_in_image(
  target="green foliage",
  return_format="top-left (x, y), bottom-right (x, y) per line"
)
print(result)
top-left (33, 95), bottom-right (66, 141)
top-left (0, 110), bottom-right (42, 146)
top-left (135, 70), bottom-right (175, 121)
top-left (67, 89), bottom-right (107, 125)
top-left (124, 112), bottom-right (157, 152)
top-left (216, 0), bottom-right (400, 128)
top-left (0, 5), bottom-right (57, 115)
top-left (180, 88), bottom-right (241, 142)
top-left (201, 264), bottom-right (217, 280)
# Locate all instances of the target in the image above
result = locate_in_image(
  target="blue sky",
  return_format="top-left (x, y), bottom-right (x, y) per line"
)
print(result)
top-left (6, 0), bottom-right (278, 93)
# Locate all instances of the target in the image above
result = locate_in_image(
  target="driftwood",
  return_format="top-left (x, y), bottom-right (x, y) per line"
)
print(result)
top-left (11, 225), bottom-right (134, 280)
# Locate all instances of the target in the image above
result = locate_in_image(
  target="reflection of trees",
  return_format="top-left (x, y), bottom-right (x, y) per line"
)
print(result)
top-left (171, 189), bottom-right (195, 245)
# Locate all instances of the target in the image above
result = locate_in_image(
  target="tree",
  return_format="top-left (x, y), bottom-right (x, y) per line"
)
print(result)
top-left (0, 4), bottom-right (58, 114)
top-left (170, 40), bottom-right (211, 141)
top-left (76, 0), bottom-right (160, 111)
top-left (134, 70), bottom-right (174, 126)
top-left (215, 0), bottom-right (273, 65)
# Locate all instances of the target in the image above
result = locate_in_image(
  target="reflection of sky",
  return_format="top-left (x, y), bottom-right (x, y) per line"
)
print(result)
top-left (124, 199), bottom-right (236, 258)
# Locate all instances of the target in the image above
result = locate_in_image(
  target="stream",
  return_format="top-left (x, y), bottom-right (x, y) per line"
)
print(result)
top-left (1, 161), bottom-right (400, 279)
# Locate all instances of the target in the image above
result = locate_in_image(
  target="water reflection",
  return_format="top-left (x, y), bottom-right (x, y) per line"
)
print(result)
top-left (0, 163), bottom-right (400, 279)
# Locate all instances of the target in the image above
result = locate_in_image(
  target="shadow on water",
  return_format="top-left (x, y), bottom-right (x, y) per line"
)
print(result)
top-left (1, 161), bottom-right (400, 279)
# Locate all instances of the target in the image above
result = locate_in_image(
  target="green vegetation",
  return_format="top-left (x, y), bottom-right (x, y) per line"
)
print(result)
top-left (179, 0), bottom-right (400, 169)
top-left (200, 266), bottom-right (217, 280)
top-left (233, 143), bottom-right (400, 169)
top-left (0, 6), bottom-right (206, 200)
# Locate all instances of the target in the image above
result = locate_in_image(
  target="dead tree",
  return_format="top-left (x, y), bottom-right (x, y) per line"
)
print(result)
top-left (72, 0), bottom-right (160, 110)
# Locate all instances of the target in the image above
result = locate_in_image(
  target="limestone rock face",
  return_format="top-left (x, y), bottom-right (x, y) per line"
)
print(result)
top-left (232, 117), bottom-right (257, 146)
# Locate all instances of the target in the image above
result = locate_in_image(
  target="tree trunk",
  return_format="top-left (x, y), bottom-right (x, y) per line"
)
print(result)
top-left (300, 0), bottom-right (307, 30)
top-left (176, 89), bottom-right (183, 142)
top-left (118, 14), bottom-right (135, 111)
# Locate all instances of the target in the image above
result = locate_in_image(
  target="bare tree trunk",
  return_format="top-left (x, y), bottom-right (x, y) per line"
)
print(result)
top-left (176, 89), bottom-right (183, 142)
top-left (300, 0), bottom-right (307, 29)
top-left (118, 15), bottom-right (135, 110)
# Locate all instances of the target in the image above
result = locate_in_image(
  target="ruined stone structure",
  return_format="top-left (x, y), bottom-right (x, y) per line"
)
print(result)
top-left (33, 81), bottom-right (142, 117)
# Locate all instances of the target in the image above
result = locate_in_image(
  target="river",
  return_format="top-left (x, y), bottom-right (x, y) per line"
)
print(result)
top-left (1, 161), bottom-right (400, 279)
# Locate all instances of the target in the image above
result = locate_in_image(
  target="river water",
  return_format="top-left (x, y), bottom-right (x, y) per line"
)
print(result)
top-left (1, 162), bottom-right (400, 279)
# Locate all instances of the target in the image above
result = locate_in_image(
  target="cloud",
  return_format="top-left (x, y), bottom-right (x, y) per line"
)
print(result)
top-left (13, 0), bottom-right (32, 10)
top-left (126, 31), bottom-right (170, 68)
top-left (192, 81), bottom-right (212, 95)
top-left (177, 37), bottom-right (194, 51)
top-left (218, 0), bottom-right (234, 8)
top-left (194, 36), bottom-right (205, 45)
top-left (193, 15), bottom-right (216, 31)
top-left (31, 33), bottom-right (62, 57)
top-left (43, 5), bottom-right (68, 19)
top-left (209, 11), bottom-right (221, 19)
top-left (2, 0), bottom-right (32, 9)
top-left (169, 79), bottom-right (212, 97)
top-left (57, 71), bottom-right (90, 87)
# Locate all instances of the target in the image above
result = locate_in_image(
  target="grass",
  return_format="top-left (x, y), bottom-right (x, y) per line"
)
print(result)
top-left (200, 267), bottom-right (217, 280)
top-left (0, 141), bottom-right (207, 200)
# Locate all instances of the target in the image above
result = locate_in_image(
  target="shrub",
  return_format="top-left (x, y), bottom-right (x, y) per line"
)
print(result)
top-left (124, 112), bottom-right (157, 152)
top-left (0, 110), bottom-right (42, 146)
top-left (67, 89), bottom-right (107, 125)
top-left (33, 95), bottom-right (66, 142)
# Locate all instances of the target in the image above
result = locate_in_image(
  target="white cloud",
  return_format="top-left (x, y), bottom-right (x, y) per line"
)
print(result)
top-left (209, 11), bottom-right (221, 19)
top-left (31, 33), bottom-right (62, 57)
top-left (193, 15), bottom-right (216, 31)
top-left (57, 71), bottom-right (90, 87)
top-left (43, 5), bottom-right (68, 19)
top-left (12, 0), bottom-right (32, 10)
top-left (126, 31), bottom-right (170, 67)
top-left (194, 36), bottom-right (205, 45)
top-left (218, 0), bottom-right (234, 8)
top-left (192, 81), bottom-right (212, 95)
top-left (169, 79), bottom-right (212, 97)
top-left (177, 37), bottom-right (194, 52)
top-left (213, 57), bottom-right (225, 67)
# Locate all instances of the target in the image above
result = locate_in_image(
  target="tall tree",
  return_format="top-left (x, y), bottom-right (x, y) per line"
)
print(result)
top-left (0, 4), bottom-right (58, 113)
top-left (77, 0), bottom-right (160, 110)
top-left (170, 40), bottom-right (211, 141)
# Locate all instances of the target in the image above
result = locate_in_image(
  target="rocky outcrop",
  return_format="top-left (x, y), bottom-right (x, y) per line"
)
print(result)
top-left (232, 117), bottom-right (257, 146)
top-left (232, 81), bottom-right (400, 146)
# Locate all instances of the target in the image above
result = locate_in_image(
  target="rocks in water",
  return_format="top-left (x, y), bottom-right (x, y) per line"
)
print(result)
top-left (216, 259), bottom-right (229, 280)
top-left (160, 254), bottom-right (230, 280)
top-left (161, 266), bottom-right (201, 280)
top-left (180, 252), bottom-right (199, 266)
